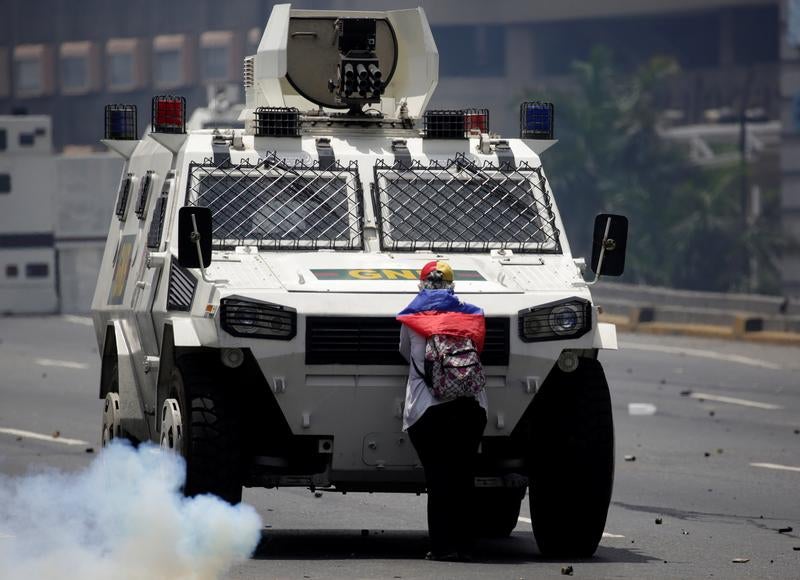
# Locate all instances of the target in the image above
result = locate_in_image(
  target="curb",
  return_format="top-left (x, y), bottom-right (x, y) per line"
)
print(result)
top-left (598, 313), bottom-right (800, 346)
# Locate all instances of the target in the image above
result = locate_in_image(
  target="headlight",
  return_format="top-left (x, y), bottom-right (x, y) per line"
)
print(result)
top-left (220, 297), bottom-right (297, 340)
top-left (518, 298), bottom-right (591, 342)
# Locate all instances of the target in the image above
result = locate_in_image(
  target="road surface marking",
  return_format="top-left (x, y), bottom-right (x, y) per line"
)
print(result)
top-left (35, 358), bottom-right (89, 370)
top-left (517, 517), bottom-right (624, 538)
top-left (62, 314), bottom-right (93, 326)
top-left (689, 392), bottom-right (781, 410)
top-left (0, 427), bottom-right (89, 447)
top-left (750, 462), bottom-right (800, 473)
top-left (623, 342), bottom-right (782, 370)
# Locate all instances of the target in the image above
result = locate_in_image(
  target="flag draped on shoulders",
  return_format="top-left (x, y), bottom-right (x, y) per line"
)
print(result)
top-left (396, 289), bottom-right (486, 352)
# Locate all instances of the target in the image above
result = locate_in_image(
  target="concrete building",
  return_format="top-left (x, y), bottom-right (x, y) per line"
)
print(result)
top-left (780, 0), bottom-right (800, 295)
top-left (0, 0), bottom-right (780, 145)
top-left (0, 0), bottom-right (788, 296)
top-left (0, 115), bottom-right (58, 313)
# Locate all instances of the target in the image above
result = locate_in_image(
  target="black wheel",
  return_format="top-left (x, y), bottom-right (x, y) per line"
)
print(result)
top-left (101, 362), bottom-right (139, 447)
top-left (528, 358), bottom-right (615, 557)
top-left (166, 352), bottom-right (243, 504)
top-left (474, 487), bottom-right (526, 537)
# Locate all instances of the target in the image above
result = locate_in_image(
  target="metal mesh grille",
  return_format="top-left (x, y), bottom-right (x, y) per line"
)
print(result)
top-left (373, 155), bottom-right (560, 253)
top-left (185, 154), bottom-right (364, 250)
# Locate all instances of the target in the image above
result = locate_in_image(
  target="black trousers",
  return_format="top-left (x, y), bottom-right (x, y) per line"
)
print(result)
top-left (408, 397), bottom-right (487, 554)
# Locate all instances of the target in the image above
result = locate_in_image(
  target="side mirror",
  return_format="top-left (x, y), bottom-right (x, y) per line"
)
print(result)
top-left (178, 206), bottom-right (212, 269)
top-left (590, 213), bottom-right (628, 277)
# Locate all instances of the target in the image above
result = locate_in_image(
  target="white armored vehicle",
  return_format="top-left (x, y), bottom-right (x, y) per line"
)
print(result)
top-left (93, 4), bottom-right (629, 557)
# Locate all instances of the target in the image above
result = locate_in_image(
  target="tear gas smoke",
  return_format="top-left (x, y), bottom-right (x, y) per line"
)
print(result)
top-left (0, 442), bottom-right (262, 580)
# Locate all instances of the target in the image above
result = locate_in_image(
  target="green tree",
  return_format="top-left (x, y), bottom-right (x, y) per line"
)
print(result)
top-left (531, 47), bottom-right (782, 293)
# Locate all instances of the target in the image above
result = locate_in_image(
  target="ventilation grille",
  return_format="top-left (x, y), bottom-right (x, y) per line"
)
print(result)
top-left (305, 316), bottom-right (509, 366)
top-left (167, 260), bottom-right (197, 312)
top-left (147, 196), bottom-right (168, 250)
top-left (115, 173), bottom-right (133, 221)
top-left (243, 56), bottom-right (255, 90)
top-left (135, 170), bottom-right (155, 219)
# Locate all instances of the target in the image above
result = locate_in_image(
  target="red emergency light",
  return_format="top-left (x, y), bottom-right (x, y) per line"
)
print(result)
top-left (152, 95), bottom-right (186, 134)
top-left (464, 109), bottom-right (489, 134)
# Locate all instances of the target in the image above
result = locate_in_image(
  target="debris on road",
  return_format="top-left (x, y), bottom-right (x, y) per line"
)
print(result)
top-left (655, 517), bottom-right (663, 525)
top-left (15, 436), bottom-right (22, 441)
top-left (51, 431), bottom-right (60, 439)
top-left (85, 447), bottom-right (94, 454)
top-left (792, 546), bottom-right (800, 551)
top-left (561, 565), bottom-right (574, 575)
top-left (624, 455), bottom-right (636, 462)
top-left (314, 491), bottom-right (323, 498)
top-left (778, 526), bottom-right (793, 533)
top-left (732, 558), bottom-right (750, 563)
top-left (704, 452), bottom-right (711, 457)
top-left (716, 449), bottom-right (723, 454)
top-left (628, 403), bottom-right (657, 416)
top-left (708, 411), bottom-right (716, 417)
top-left (680, 389), bottom-right (692, 397)
top-left (794, 429), bottom-right (799, 435)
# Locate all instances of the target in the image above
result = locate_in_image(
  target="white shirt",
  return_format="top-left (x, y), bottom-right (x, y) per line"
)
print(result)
top-left (399, 324), bottom-right (488, 431)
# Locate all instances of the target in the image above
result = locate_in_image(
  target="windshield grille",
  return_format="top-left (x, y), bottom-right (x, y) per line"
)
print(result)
top-left (373, 155), bottom-right (560, 253)
top-left (186, 154), bottom-right (364, 250)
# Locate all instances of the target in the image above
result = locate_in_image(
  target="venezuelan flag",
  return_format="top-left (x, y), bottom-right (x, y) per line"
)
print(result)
top-left (397, 289), bottom-right (486, 352)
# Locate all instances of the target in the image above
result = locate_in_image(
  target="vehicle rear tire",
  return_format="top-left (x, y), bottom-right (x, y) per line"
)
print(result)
top-left (474, 487), bottom-right (526, 537)
top-left (169, 352), bottom-right (243, 504)
top-left (528, 358), bottom-right (615, 557)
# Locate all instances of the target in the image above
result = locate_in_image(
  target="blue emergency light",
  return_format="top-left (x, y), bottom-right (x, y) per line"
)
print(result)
top-left (520, 101), bottom-right (554, 140)
top-left (104, 104), bottom-right (137, 140)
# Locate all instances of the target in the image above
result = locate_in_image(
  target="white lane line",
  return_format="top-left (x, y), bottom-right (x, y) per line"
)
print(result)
top-left (623, 342), bottom-right (782, 370)
top-left (0, 427), bottom-right (89, 447)
top-left (689, 392), bottom-right (782, 410)
top-left (517, 517), bottom-right (624, 538)
top-left (62, 314), bottom-right (93, 326)
top-left (751, 462), bottom-right (800, 473)
top-left (35, 358), bottom-right (89, 370)
top-left (0, 534), bottom-right (15, 539)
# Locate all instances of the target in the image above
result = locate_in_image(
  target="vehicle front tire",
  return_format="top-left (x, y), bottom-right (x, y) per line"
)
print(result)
top-left (167, 352), bottom-right (243, 504)
top-left (528, 358), bottom-right (615, 557)
top-left (474, 487), bottom-right (526, 538)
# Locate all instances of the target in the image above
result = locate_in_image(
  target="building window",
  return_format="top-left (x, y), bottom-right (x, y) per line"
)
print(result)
top-left (16, 58), bottom-right (42, 94)
top-left (0, 129), bottom-right (6, 151)
top-left (14, 44), bottom-right (51, 97)
top-left (19, 133), bottom-right (35, 146)
top-left (109, 52), bottom-right (134, 89)
top-left (153, 35), bottom-right (187, 89)
top-left (60, 42), bottom-right (95, 94)
top-left (0, 174), bottom-right (10, 193)
top-left (200, 31), bottom-right (233, 82)
top-left (25, 263), bottom-right (49, 278)
top-left (6, 265), bottom-right (19, 278)
top-left (107, 39), bottom-right (140, 92)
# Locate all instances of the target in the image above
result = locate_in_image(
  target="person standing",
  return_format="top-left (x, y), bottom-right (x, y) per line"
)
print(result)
top-left (397, 261), bottom-right (488, 561)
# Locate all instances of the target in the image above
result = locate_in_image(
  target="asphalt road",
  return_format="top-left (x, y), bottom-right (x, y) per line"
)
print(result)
top-left (1, 315), bottom-right (798, 579)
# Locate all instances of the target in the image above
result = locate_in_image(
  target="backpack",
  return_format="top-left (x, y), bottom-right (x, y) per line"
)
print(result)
top-left (412, 334), bottom-right (486, 402)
